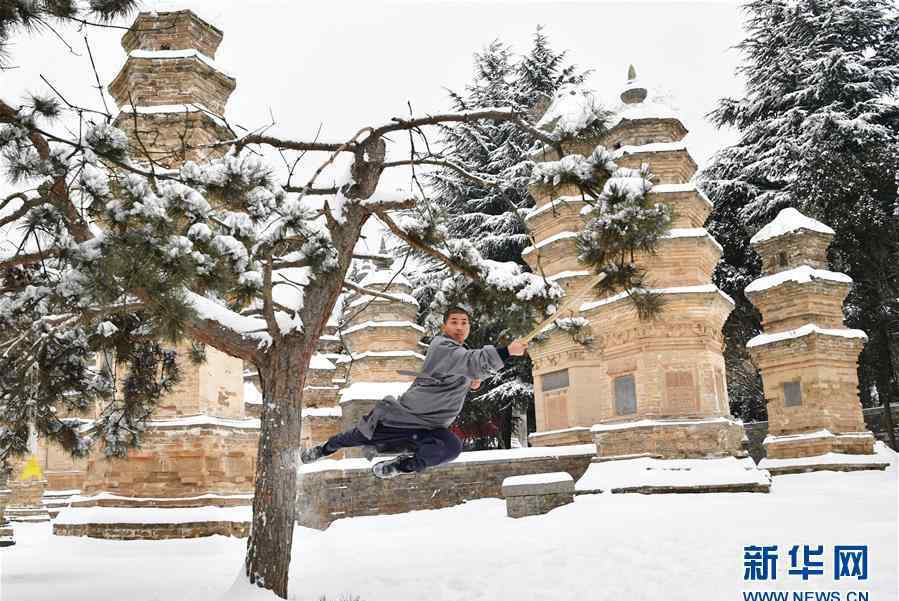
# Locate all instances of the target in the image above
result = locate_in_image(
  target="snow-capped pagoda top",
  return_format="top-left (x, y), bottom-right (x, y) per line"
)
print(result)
top-left (620, 64), bottom-right (647, 104)
top-left (536, 84), bottom-right (606, 139)
top-left (358, 264), bottom-right (412, 291)
top-left (606, 65), bottom-right (685, 136)
top-left (750, 207), bottom-right (835, 245)
top-left (750, 208), bottom-right (836, 275)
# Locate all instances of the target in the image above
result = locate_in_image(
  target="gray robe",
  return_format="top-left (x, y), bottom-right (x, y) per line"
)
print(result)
top-left (357, 335), bottom-right (505, 438)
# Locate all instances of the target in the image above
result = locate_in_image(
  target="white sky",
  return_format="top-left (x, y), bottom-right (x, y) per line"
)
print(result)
top-left (1, 0), bottom-right (748, 252)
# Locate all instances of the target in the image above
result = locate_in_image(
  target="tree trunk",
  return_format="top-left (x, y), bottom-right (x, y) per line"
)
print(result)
top-left (244, 342), bottom-right (310, 598)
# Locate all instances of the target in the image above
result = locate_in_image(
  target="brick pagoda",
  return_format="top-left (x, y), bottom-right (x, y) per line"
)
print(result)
top-left (53, 9), bottom-right (258, 539)
top-left (745, 208), bottom-right (890, 475)
top-left (524, 69), bottom-right (768, 493)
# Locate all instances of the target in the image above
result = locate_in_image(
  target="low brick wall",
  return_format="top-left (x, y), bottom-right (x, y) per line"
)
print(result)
top-left (296, 446), bottom-right (595, 529)
top-left (54, 520), bottom-right (249, 539)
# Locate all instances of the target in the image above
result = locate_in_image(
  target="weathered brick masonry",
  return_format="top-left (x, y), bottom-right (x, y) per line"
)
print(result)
top-left (297, 449), bottom-right (594, 529)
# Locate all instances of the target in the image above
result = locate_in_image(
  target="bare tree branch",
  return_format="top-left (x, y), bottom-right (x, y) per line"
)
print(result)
top-left (34, 17), bottom-right (81, 58)
top-left (342, 279), bottom-right (408, 302)
top-left (375, 211), bottom-right (479, 280)
top-left (39, 75), bottom-right (111, 120)
top-left (301, 126), bottom-right (373, 200)
top-left (0, 193), bottom-right (43, 229)
top-left (204, 134), bottom-right (353, 154)
top-left (283, 186), bottom-right (337, 195)
top-left (366, 107), bottom-right (559, 148)
top-left (0, 248), bottom-right (61, 270)
top-left (351, 252), bottom-right (391, 261)
top-left (382, 157), bottom-right (499, 188)
top-left (359, 195), bottom-right (417, 213)
top-left (83, 36), bottom-right (112, 118)
top-left (271, 259), bottom-right (311, 270)
top-left (37, 301), bottom-right (146, 329)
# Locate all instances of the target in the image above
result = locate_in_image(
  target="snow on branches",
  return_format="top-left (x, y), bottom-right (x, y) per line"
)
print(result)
top-left (530, 146), bottom-right (617, 191)
top-left (536, 84), bottom-right (608, 140)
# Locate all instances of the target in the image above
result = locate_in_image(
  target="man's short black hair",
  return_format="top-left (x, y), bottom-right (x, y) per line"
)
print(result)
top-left (443, 306), bottom-right (471, 323)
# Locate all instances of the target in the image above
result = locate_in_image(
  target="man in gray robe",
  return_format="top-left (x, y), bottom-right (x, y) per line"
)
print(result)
top-left (301, 306), bottom-right (528, 478)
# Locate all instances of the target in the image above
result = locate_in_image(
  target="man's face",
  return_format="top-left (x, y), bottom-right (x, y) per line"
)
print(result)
top-left (442, 312), bottom-right (471, 344)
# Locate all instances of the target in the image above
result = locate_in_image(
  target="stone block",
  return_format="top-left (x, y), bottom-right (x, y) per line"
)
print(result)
top-left (502, 472), bottom-right (575, 497)
top-left (502, 473), bottom-right (575, 518)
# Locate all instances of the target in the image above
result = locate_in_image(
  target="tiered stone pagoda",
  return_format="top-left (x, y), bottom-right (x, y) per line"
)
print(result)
top-left (336, 261), bottom-right (425, 458)
top-left (745, 208), bottom-right (890, 475)
top-left (109, 9), bottom-right (236, 167)
top-left (53, 9), bottom-right (258, 539)
top-left (524, 69), bottom-right (768, 493)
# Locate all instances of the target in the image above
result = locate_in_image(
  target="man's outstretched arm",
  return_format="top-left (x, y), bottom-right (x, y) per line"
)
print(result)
top-left (439, 338), bottom-right (528, 379)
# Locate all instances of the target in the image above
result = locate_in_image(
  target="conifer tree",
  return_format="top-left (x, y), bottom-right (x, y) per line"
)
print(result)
top-left (414, 30), bottom-right (589, 447)
top-left (702, 0), bottom-right (899, 444)
top-left (1, 12), bottom-right (673, 597)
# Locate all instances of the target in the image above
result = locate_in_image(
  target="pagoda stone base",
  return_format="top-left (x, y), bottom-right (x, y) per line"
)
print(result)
top-left (78, 420), bottom-right (258, 499)
top-left (54, 515), bottom-right (249, 539)
top-left (576, 454), bottom-right (772, 494)
top-left (5, 479), bottom-right (51, 522)
top-left (4, 506), bottom-right (52, 522)
top-left (528, 427), bottom-right (593, 447)
top-left (591, 416), bottom-right (746, 459)
top-left (53, 492), bottom-right (252, 539)
top-left (759, 439), bottom-right (891, 476)
top-left (763, 429), bottom-right (875, 459)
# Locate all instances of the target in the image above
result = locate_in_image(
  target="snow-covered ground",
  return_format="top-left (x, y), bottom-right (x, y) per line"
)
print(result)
top-left (3, 447), bottom-right (897, 601)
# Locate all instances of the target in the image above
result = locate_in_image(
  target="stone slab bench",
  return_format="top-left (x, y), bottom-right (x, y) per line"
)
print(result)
top-left (501, 472), bottom-right (575, 518)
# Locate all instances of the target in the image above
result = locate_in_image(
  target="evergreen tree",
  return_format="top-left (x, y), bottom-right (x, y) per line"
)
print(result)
top-left (0, 0), bottom-right (137, 66)
top-left (701, 0), bottom-right (899, 441)
top-left (414, 30), bottom-right (589, 448)
top-left (0, 14), bottom-right (675, 596)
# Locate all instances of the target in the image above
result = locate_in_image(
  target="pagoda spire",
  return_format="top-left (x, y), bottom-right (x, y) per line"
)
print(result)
top-left (620, 64), bottom-right (648, 104)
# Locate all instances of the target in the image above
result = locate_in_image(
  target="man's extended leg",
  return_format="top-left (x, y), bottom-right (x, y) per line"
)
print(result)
top-left (301, 424), bottom-right (419, 464)
top-left (380, 427), bottom-right (463, 475)
top-left (301, 427), bottom-right (367, 464)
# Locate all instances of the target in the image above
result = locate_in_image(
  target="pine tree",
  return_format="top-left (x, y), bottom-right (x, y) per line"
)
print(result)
top-left (0, 0), bottom-right (137, 67)
top-left (1, 14), bottom-right (674, 597)
top-left (414, 30), bottom-right (589, 448)
top-left (701, 0), bottom-right (899, 439)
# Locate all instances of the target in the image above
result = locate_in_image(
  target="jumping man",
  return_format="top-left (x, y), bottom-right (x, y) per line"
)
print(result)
top-left (300, 306), bottom-right (528, 478)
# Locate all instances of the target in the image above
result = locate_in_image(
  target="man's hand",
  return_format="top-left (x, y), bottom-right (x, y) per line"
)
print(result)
top-left (470, 379), bottom-right (481, 390)
top-left (508, 339), bottom-right (528, 356)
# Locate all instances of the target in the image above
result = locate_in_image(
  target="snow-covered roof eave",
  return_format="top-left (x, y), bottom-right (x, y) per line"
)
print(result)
top-left (117, 103), bottom-right (230, 130)
top-left (747, 324), bottom-right (868, 349)
top-left (750, 208), bottom-right (835, 245)
top-left (579, 284), bottom-right (735, 313)
top-left (745, 265), bottom-right (853, 294)
top-left (127, 49), bottom-right (235, 80)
